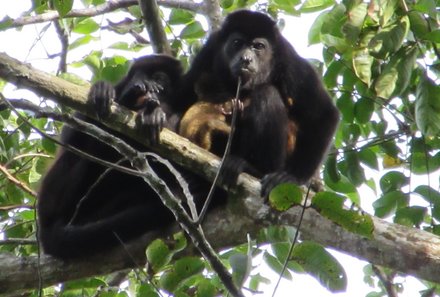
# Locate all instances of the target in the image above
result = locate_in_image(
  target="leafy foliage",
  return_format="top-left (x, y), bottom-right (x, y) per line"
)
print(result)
top-left (0, 0), bottom-right (439, 295)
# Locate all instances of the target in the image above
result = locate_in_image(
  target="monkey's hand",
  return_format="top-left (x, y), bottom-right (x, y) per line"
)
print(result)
top-left (261, 171), bottom-right (299, 200)
top-left (88, 81), bottom-right (116, 120)
top-left (137, 106), bottom-right (166, 145)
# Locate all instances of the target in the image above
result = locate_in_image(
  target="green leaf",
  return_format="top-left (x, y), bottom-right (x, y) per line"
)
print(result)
top-left (101, 56), bottom-right (130, 84)
top-left (358, 148), bottom-right (379, 170)
top-left (373, 190), bottom-right (407, 217)
top-left (342, 3), bottom-right (367, 43)
top-left (146, 239), bottom-right (172, 271)
top-left (174, 257), bottom-right (204, 278)
top-left (324, 168), bottom-right (358, 194)
top-left (374, 46), bottom-right (417, 99)
top-left (263, 251), bottom-right (293, 280)
top-left (345, 151), bottom-right (365, 186)
top-left (354, 97), bottom-right (374, 123)
top-left (408, 11), bottom-right (430, 39)
top-left (308, 11), bottom-right (328, 45)
top-left (300, 0), bottom-right (335, 13)
top-left (268, 183), bottom-right (303, 211)
top-left (53, 0), bottom-right (73, 17)
top-left (413, 185), bottom-right (440, 205)
top-left (414, 0), bottom-right (437, 18)
top-left (292, 241), bottom-right (347, 292)
top-left (273, 0), bottom-right (301, 13)
top-left (369, 17), bottom-right (410, 59)
top-left (394, 206), bottom-right (426, 227)
top-left (180, 21), bottom-right (205, 39)
top-left (423, 30), bottom-right (440, 43)
top-left (230, 253), bottom-right (251, 287)
top-left (169, 9), bottom-right (195, 25)
top-left (336, 93), bottom-right (355, 123)
top-left (69, 35), bottom-right (97, 50)
top-left (73, 18), bottom-right (100, 34)
top-left (415, 73), bottom-right (440, 136)
top-left (379, 171), bottom-right (408, 193)
top-left (352, 49), bottom-right (373, 86)
top-left (324, 154), bottom-right (340, 183)
top-left (312, 192), bottom-right (374, 237)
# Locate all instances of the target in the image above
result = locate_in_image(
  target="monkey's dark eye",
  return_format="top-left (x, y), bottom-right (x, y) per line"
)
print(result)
top-left (232, 39), bottom-right (243, 48)
top-left (253, 42), bottom-right (265, 50)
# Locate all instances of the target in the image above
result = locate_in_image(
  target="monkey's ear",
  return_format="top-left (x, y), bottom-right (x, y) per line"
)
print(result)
top-left (179, 102), bottom-right (231, 154)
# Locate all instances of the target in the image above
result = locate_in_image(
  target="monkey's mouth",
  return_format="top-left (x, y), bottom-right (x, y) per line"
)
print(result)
top-left (235, 67), bottom-right (255, 82)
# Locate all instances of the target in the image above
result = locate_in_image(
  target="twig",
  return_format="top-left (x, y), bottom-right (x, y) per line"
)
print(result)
top-left (0, 163), bottom-right (37, 197)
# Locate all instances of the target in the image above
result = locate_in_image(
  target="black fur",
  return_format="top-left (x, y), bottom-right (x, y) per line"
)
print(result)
top-left (38, 55), bottom-right (191, 259)
top-left (180, 10), bottom-right (340, 196)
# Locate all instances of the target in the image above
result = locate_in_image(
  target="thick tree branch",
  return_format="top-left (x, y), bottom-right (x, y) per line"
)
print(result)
top-left (0, 0), bottom-right (200, 29)
top-left (201, 0), bottom-right (222, 31)
top-left (138, 0), bottom-right (171, 54)
top-left (1, 52), bottom-right (440, 293)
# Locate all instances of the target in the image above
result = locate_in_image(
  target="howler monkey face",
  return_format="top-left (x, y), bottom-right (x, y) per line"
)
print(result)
top-left (119, 70), bottom-right (171, 111)
top-left (222, 33), bottom-right (273, 89)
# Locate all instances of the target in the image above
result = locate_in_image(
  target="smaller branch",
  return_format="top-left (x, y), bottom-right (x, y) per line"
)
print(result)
top-left (52, 19), bottom-right (68, 74)
top-left (372, 265), bottom-right (398, 297)
top-left (0, 163), bottom-right (37, 197)
top-left (157, 0), bottom-right (200, 12)
top-left (0, 0), bottom-right (200, 30)
top-left (0, 239), bottom-right (36, 245)
top-left (0, 204), bottom-right (34, 211)
top-left (0, 0), bottom-right (137, 29)
top-left (138, 0), bottom-right (171, 54)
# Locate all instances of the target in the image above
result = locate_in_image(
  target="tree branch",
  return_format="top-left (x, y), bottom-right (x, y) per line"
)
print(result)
top-left (0, 0), bottom-right (200, 29)
top-left (138, 0), bottom-right (172, 54)
top-left (1, 51), bottom-right (440, 292)
top-left (201, 0), bottom-right (222, 31)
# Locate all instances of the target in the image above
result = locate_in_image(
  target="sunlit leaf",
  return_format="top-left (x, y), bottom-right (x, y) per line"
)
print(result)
top-left (73, 18), bottom-right (100, 34)
top-left (342, 3), bottom-right (367, 43)
top-left (263, 251), bottom-right (293, 280)
top-left (373, 190), bottom-right (408, 218)
top-left (352, 49), bottom-right (373, 86)
top-left (146, 239), bottom-right (172, 271)
top-left (268, 183), bottom-right (303, 211)
top-left (292, 241), bottom-right (347, 292)
top-left (369, 17), bottom-right (409, 59)
top-left (374, 46), bottom-right (417, 99)
top-left (415, 74), bottom-right (440, 136)
top-left (180, 21), bottom-right (205, 39)
top-left (312, 192), bottom-right (374, 237)
top-left (169, 9), bottom-right (195, 25)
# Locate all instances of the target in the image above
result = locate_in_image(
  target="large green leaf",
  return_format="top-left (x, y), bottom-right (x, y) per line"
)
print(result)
top-left (342, 3), bottom-right (367, 43)
top-left (369, 17), bottom-right (409, 59)
top-left (415, 73), bottom-right (440, 136)
top-left (292, 241), bottom-right (347, 292)
top-left (268, 183), bottom-right (303, 211)
top-left (379, 171), bottom-right (408, 193)
top-left (180, 21), bottom-right (205, 39)
top-left (374, 46), bottom-right (417, 99)
top-left (312, 191), bottom-right (374, 237)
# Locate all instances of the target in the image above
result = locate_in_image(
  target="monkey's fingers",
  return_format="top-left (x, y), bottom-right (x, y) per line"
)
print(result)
top-left (88, 81), bottom-right (115, 120)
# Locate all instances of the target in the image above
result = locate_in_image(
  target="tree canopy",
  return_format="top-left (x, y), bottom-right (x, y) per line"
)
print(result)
top-left (0, 0), bottom-right (439, 296)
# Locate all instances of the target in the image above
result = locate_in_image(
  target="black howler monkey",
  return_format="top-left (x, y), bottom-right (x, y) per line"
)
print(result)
top-left (179, 10), bottom-right (340, 197)
top-left (38, 55), bottom-right (188, 259)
